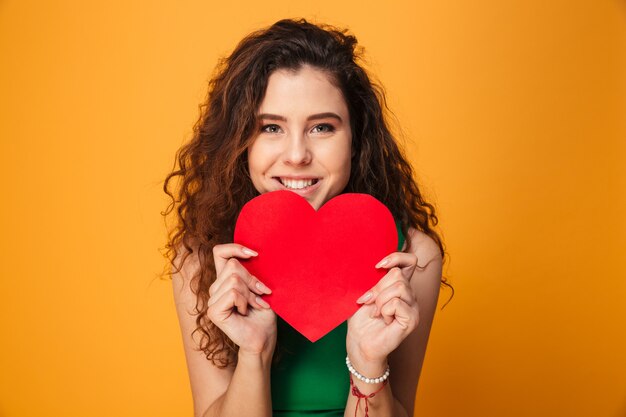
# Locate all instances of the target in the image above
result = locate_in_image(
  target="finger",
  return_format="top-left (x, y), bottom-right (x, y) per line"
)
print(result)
top-left (210, 274), bottom-right (269, 311)
top-left (379, 298), bottom-right (419, 330)
top-left (210, 273), bottom-right (251, 303)
top-left (208, 287), bottom-right (250, 321)
top-left (212, 243), bottom-right (259, 276)
top-left (246, 292), bottom-right (270, 310)
top-left (375, 252), bottom-right (418, 281)
top-left (255, 295), bottom-right (271, 309)
top-left (356, 267), bottom-right (404, 305)
top-left (211, 272), bottom-right (271, 298)
top-left (372, 281), bottom-right (415, 317)
top-left (210, 258), bottom-right (271, 296)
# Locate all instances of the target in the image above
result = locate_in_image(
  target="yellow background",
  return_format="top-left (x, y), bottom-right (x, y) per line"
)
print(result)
top-left (1, 0), bottom-right (624, 416)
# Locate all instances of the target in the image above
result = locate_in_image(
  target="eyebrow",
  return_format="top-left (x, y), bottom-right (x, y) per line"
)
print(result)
top-left (257, 112), bottom-right (343, 123)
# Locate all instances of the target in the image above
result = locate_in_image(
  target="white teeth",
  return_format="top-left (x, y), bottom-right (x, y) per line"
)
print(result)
top-left (279, 178), bottom-right (316, 190)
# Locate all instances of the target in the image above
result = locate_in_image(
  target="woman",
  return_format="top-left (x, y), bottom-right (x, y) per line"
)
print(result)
top-left (163, 18), bottom-right (452, 417)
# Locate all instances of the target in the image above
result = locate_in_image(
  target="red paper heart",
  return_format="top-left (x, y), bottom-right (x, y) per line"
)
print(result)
top-left (233, 190), bottom-right (397, 342)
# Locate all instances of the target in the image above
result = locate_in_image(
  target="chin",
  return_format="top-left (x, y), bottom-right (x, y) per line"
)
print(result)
top-left (313, 195), bottom-right (334, 211)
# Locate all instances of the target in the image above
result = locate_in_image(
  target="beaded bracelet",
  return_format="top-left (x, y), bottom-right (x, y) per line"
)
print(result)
top-left (345, 356), bottom-right (390, 384)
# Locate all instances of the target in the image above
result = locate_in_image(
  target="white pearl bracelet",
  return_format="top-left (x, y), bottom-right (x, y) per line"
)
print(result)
top-left (345, 356), bottom-right (390, 384)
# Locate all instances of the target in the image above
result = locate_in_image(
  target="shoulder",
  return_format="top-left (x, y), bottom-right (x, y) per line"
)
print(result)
top-left (170, 243), bottom-right (202, 326)
top-left (171, 244), bottom-right (204, 327)
top-left (171, 243), bottom-right (202, 294)
top-left (404, 227), bottom-right (442, 269)
top-left (402, 227), bottom-right (443, 296)
top-left (170, 243), bottom-right (234, 416)
top-left (387, 227), bottom-right (442, 415)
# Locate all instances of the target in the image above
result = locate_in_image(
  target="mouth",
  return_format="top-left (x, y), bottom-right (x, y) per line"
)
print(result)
top-left (272, 177), bottom-right (322, 194)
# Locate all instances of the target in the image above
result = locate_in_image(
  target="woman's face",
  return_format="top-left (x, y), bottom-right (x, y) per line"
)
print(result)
top-left (247, 65), bottom-right (352, 211)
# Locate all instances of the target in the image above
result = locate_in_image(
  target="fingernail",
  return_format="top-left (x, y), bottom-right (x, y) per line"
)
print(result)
top-left (256, 296), bottom-right (270, 309)
top-left (242, 247), bottom-right (258, 256)
top-left (255, 281), bottom-right (272, 294)
top-left (375, 258), bottom-right (389, 269)
top-left (356, 291), bottom-right (372, 304)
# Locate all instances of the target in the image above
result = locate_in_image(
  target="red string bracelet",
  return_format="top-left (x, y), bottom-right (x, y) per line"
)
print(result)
top-left (349, 374), bottom-right (388, 417)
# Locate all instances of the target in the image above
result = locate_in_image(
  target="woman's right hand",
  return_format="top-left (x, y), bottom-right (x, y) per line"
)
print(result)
top-left (207, 243), bottom-right (277, 356)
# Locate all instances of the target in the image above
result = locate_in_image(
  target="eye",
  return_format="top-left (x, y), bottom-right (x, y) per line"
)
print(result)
top-left (311, 123), bottom-right (335, 134)
top-left (261, 124), bottom-right (282, 134)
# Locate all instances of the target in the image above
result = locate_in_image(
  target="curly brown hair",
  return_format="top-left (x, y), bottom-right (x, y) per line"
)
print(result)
top-left (162, 18), bottom-right (453, 368)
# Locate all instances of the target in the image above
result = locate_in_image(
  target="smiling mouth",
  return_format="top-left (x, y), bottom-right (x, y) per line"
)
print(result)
top-left (273, 177), bottom-right (320, 190)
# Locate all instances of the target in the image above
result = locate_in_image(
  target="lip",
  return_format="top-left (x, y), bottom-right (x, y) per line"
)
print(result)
top-left (273, 175), bottom-right (321, 180)
top-left (272, 177), bottom-right (322, 197)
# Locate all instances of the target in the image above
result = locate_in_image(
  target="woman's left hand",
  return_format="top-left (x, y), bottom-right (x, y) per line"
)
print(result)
top-left (346, 251), bottom-right (420, 370)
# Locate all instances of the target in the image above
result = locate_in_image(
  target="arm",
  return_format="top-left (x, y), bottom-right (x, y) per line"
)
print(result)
top-left (344, 228), bottom-right (442, 417)
top-left (171, 247), bottom-right (276, 417)
top-left (388, 229), bottom-right (442, 415)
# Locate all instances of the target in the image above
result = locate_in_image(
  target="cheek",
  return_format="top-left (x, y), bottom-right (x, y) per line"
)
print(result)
top-left (247, 145), bottom-right (267, 193)
top-left (335, 142), bottom-right (352, 175)
top-left (319, 143), bottom-right (351, 180)
top-left (247, 141), bottom-right (272, 176)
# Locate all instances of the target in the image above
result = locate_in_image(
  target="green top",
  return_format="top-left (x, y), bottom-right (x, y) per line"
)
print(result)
top-left (271, 221), bottom-right (406, 416)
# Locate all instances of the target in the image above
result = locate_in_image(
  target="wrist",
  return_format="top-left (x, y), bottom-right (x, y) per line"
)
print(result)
top-left (237, 344), bottom-right (275, 368)
top-left (346, 355), bottom-right (390, 385)
top-left (346, 351), bottom-right (388, 379)
top-left (346, 358), bottom-right (392, 417)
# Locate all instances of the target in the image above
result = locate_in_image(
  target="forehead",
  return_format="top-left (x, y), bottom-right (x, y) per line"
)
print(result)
top-left (258, 66), bottom-right (349, 117)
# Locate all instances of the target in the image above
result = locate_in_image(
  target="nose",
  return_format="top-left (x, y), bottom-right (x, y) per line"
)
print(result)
top-left (282, 132), bottom-right (312, 166)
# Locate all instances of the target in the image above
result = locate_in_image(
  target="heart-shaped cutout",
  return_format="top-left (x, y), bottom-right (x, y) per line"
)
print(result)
top-left (234, 190), bottom-right (398, 342)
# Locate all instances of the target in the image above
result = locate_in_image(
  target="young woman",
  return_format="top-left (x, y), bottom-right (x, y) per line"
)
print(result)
top-left (163, 18), bottom-right (452, 417)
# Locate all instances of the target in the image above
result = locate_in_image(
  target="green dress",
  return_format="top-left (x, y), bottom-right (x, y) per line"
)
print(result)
top-left (271, 222), bottom-right (406, 416)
